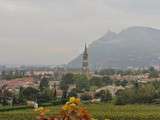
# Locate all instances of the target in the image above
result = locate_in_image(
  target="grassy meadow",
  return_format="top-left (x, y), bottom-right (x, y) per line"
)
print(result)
top-left (1, 103), bottom-right (160, 120)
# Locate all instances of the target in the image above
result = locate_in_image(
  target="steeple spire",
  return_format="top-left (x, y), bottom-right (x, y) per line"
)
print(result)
top-left (84, 43), bottom-right (87, 53)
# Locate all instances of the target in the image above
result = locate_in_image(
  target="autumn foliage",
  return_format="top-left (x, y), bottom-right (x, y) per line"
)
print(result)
top-left (35, 97), bottom-right (91, 120)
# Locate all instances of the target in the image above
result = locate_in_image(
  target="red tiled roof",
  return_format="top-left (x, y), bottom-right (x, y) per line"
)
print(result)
top-left (0, 77), bottom-right (35, 89)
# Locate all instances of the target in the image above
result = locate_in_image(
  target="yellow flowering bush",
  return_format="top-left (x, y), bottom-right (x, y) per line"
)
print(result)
top-left (35, 97), bottom-right (91, 120)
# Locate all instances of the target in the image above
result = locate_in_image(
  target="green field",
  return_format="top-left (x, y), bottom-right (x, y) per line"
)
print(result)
top-left (1, 103), bottom-right (160, 120)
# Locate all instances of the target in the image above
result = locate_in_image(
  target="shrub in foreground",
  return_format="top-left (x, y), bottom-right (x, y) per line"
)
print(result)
top-left (35, 97), bottom-right (92, 120)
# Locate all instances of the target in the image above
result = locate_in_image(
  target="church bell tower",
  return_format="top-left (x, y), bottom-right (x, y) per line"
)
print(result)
top-left (82, 43), bottom-right (89, 77)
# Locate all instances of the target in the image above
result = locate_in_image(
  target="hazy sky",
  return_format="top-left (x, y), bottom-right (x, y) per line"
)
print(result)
top-left (0, 0), bottom-right (160, 65)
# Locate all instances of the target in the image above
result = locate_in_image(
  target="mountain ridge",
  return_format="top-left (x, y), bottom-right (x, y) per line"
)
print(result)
top-left (68, 26), bottom-right (160, 70)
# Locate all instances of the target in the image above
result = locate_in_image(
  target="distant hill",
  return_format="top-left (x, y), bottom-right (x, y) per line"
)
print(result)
top-left (68, 26), bottom-right (160, 69)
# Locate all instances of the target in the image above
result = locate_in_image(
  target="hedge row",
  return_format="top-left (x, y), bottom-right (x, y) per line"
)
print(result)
top-left (0, 99), bottom-right (67, 112)
top-left (0, 106), bottom-right (31, 112)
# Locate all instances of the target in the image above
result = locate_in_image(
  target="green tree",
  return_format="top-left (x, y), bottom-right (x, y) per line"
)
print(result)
top-left (23, 87), bottom-right (39, 101)
top-left (115, 83), bottom-right (157, 105)
top-left (74, 74), bottom-right (89, 91)
top-left (114, 80), bottom-right (121, 86)
top-left (148, 67), bottom-right (159, 78)
top-left (60, 73), bottom-right (75, 85)
top-left (39, 77), bottom-right (49, 91)
top-left (90, 77), bottom-right (103, 87)
top-left (60, 73), bottom-right (75, 99)
top-left (18, 87), bottom-right (25, 103)
top-left (61, 85), bottom-right (69, 99)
